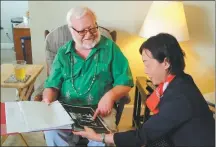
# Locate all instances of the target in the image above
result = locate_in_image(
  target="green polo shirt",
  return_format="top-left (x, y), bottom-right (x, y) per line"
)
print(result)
top-left (44, 36), bottom-right (134, 106)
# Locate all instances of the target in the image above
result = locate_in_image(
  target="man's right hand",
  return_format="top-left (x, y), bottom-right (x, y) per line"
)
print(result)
top-left (42, 88), bottom-right (59, 104)
top-left (42, 98), bottom-right (53, 104)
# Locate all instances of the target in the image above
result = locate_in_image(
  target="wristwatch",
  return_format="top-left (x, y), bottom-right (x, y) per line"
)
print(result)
top-left (101, 133), bottom-right (105, 143)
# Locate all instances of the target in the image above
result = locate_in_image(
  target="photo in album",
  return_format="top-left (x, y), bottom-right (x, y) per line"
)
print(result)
top-left (60, 102), bottom-right (110, 133)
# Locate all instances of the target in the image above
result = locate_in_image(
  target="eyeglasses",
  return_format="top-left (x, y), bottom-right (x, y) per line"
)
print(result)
top-left (71, 25), bottom-right (99, 36)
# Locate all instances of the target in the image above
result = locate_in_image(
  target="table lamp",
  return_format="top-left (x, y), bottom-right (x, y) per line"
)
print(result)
top-left (139, 1), bottom-right (190, 42)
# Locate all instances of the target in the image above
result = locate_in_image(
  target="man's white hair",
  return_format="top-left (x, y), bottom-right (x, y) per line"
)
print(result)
top-left (66, 6), bottom-right (97, 25)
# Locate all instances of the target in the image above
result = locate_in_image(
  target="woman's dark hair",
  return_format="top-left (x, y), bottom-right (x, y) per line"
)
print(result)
top-left (139, 33), bottom-right (185, 75)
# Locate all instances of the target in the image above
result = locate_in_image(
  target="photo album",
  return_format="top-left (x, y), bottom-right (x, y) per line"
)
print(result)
top-left (2, 100), bottom-right (110, 134)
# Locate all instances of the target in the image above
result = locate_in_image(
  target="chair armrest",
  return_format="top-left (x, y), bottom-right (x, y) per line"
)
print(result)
top-left (116, 95), bottom-right (131, 105)
top-left (30, 83), bottom-right (44, 101)
top-left (115, 95), bottom-right (130, 126)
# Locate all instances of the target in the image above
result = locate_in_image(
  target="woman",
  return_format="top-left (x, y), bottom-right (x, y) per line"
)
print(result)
top-left (73, 33), bottom-right (215, 147)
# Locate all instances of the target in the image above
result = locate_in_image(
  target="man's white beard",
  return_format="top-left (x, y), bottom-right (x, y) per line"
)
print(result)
top-left (72, 31), bottom-right (101, 50)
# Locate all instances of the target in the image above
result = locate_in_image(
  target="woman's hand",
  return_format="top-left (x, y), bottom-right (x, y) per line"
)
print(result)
top-left (73, 126), bottom-right (101, 142)
top-left (73, 126), bottom-right (115, 144)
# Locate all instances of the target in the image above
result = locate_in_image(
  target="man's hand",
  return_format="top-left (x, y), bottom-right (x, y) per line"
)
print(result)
top-left (42, 88), bottom-right (59, 104)
top-left (42, 98), bottom-right (53, 105)
top-left (93, 86), bottom-right (131, 119)
top-left (93, 92), bottom-right (115, 119)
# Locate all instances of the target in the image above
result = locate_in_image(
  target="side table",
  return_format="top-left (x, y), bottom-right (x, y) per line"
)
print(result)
top-left (1, 64), bottom-right (44, 146)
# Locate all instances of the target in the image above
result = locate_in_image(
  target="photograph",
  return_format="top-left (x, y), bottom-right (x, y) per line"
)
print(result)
top-left (61, 103), bottom-right (110, 133)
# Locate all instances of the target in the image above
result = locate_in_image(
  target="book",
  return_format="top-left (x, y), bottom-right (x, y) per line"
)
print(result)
top-left (3, 100), bottom-right (73, 134)
top-left (2, 100), bottom-right (110, 135)
top-left (60, 102), bottom-right (111, 133)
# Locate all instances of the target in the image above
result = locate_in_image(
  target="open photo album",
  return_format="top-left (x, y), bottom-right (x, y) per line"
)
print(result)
top-left (2, 100), bottom-right (110, 135)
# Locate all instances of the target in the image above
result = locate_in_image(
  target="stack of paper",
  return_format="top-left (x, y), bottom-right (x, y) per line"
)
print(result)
top-left (5, 100), bottom-right (74, 134)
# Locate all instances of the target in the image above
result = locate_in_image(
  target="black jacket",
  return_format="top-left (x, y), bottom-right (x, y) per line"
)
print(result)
top-left (114, 73), bottom-right (215, 147)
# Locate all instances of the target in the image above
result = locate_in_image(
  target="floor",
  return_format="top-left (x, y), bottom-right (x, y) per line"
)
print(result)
top-left (1, 49), bottom-right (135, 146)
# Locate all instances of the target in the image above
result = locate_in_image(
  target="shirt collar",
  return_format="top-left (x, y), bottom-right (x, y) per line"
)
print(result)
top-left (65, 40), bottom-right (74, 54)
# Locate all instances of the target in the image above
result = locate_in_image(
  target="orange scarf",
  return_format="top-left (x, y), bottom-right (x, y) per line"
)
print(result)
top-left (146, 75), bottom-right (176, 114)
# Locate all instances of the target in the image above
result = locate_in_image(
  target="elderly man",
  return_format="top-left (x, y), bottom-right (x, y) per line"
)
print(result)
top-left (42, 6), bottom-right (134, 146)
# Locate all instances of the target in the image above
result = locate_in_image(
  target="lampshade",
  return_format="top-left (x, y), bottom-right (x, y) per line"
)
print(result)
top-left (139, 1), bottom-right (190, 42)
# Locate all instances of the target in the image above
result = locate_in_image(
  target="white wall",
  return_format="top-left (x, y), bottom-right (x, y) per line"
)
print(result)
top-left (1, 1), bottom-right (28, 47)
top-left (184, 1), bottom-right (215, 68)
top-left (29, 1), bottom-right (215, 96)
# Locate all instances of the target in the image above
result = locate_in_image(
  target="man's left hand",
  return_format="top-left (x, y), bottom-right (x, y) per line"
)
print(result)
top-left (93, 92), bottom-right (115, 119)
